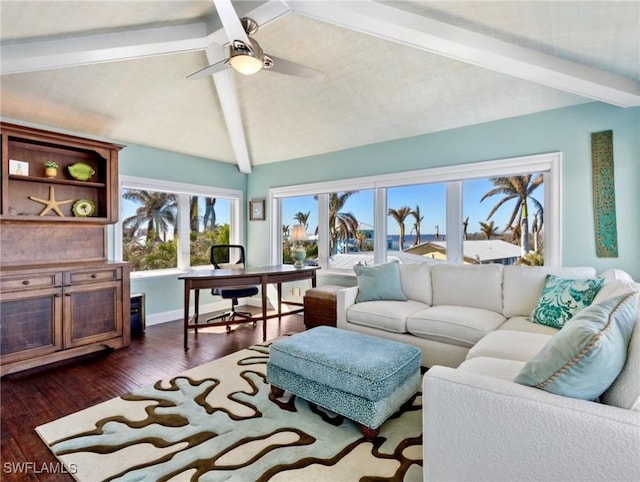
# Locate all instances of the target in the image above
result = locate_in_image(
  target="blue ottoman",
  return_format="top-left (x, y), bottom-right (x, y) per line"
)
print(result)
top-left (266, 326), bottom-right (421, 439)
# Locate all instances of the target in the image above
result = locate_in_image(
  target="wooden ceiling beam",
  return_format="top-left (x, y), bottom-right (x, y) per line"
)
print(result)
top-left (290, 0), bottom-right (640, 108)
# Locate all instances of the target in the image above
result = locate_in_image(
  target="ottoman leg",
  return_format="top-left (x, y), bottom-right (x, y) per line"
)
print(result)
top-left (270, 385), bottom-right (285, 397)
top-left (359, 424), bottom-right (379, 441)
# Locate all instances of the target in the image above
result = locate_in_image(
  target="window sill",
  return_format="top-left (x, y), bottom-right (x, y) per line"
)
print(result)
top-left (131, 268), bottom-right (184, 280)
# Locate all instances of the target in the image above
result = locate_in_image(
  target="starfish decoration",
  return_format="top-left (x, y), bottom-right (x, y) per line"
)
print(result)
top-left (29, 186), bottom-right (73, 217)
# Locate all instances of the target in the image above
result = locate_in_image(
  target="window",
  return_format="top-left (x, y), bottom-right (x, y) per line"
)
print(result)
top-left (270, 153), bottom-right (561, 272)
top-left (116, 177), bottom-right (242, 274)
top-left (387, 183), bottom-right (446, 263)
top-left (463, 175), bottom-right (544, 265)
top-left (281, 195), bottom-right (318, 266)
top-left (326, 190), bottom-right (374, 270)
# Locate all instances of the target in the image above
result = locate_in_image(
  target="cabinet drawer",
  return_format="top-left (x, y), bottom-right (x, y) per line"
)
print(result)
top-left (64, 267), bottom-right (122, 285)
top-left (1, 272), bottom-right (61, 292)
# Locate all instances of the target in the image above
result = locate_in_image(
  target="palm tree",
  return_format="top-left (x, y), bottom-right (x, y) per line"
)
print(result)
top-left (189, 197), bottom-right (199, 232)
top-left (355, 231), bottom-right (366, 252)
top-left (479, 220), bottom-right (499, 239)
top-left (293, 211), bottom-right (310, 230)
top-left (122, 190), bottom-right (177, 243)
top-left (480, 175), bottom-right (543, 254)
top-left (388, 206), bottom-right (412, 251)
top-left (531, 211), bottom-right (542, 252)
top-left (410, 205), bottom-right (424, 247)
top-left (203, 198), bottom-right (216, 230)
top-left (463, 216), bottom-right (469, 240)
top-left (327, 192), bottom-right (359, 254)
top-left (188, 196), bottom-right (216, 233)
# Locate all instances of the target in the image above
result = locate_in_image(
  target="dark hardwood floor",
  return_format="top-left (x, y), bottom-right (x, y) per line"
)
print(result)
top-left (0, 309), bottom-right (306, 481)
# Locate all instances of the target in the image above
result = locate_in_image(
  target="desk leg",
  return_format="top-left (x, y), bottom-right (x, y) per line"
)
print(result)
top-left (261, 275), bottom-right (268, 342)
top-left (193, 289), bottom-right (200, 334)
top-left (277, 283), bottom-right (282, 319)
top-left (184, 282), bottom-right (191, 351)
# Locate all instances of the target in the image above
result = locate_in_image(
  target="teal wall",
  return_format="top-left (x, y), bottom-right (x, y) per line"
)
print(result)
top-left (5, 102), bottom-right (639, 321)
top-left (117, 143), bottom-right (245, 188)
top-left (247, 102), bottom-right (640, 280)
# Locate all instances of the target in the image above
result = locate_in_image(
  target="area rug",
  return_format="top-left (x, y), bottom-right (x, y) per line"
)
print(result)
top-left (36, 342), bottom-right (423, 481)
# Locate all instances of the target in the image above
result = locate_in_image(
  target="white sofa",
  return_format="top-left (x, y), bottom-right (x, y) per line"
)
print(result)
top-left (337, 263), bottom-right (598, 368)
top-left (336, 263), bottom-right (640, 481)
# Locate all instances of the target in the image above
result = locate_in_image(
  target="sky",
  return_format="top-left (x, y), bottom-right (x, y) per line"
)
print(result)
top-left (282, 176), bottom-right (544, 237)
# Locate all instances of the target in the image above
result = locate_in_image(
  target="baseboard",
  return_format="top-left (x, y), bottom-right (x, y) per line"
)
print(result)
top-left (146, 300), bottom-right (229, 327)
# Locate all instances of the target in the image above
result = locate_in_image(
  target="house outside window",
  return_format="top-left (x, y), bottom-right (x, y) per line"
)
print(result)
top-left (116, 177), bottom-right (242, 275)
top-left (270, 153), bottom-right (560, 272)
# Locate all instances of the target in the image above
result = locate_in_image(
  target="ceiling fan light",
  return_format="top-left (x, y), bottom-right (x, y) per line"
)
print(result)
top-left (229, 54), bottom-right (263, 75)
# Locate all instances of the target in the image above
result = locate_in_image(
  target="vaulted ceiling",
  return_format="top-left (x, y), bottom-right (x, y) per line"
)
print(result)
top-left (1, 1), bottom-right (638, 173)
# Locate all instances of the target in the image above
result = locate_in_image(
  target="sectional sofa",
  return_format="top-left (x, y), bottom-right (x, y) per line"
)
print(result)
top-left (336, 262), bottom-right (640, 481)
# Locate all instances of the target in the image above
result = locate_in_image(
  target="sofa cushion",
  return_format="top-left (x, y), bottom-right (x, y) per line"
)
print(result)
top-left (431, 264), bottom-right (503, 313)
top-left (530, 274), bottom-right (604, 329)
top-left (399, 263), bottom-right (432, 305)
top-left (599, 268), bottom-right (634, 283)
top-left (593, 278), bottom-right (640, 305)
top-left (354, 260), bottom-right (407, 303)
top-left (515, 293), bottom-right (639, 401)
top-left (457, 357), bottom-right (526, 382)
top-left (597, 280), bottom-right (640, 411)
top-left (498, 316), bottom-right (560, 335)
top-left (467, 330), bottom-right (552, 362)
top-left (502, 266), bottom-right (597, 318)
top-left (407, 305), bottom-right (506, 348)
top-left (346, 300), bottom-right (428, 334)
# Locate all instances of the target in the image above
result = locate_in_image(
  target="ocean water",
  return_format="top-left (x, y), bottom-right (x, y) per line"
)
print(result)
top-left (337, 234), bottom-right (445, 251)
top-left (386, 234), bottom-right (443, 250)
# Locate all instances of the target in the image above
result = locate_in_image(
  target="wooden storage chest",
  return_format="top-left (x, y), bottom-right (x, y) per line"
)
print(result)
top-left (303, 285), bottom-right (343, 329)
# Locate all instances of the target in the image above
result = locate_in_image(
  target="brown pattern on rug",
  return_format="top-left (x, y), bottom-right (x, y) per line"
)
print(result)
top-left (36, 344), bottom-right (423, 481)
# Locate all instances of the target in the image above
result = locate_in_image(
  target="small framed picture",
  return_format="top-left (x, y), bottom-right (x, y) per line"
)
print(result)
top-left (249, 199), bottom-right (265, 221)
top-left (9, 159), bottom-right (29, 176)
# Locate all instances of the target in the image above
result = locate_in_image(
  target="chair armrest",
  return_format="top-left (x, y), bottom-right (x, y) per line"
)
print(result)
top-left (336, 286), bottom-right (358, 329)
top-left (423, 366), bottom-right (640, 482)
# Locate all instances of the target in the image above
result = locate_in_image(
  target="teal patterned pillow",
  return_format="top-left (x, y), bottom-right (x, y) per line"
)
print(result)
top-left (354, 260), bottom-right (407, 303)
top-left (530, 275), bottom-right (604, 329)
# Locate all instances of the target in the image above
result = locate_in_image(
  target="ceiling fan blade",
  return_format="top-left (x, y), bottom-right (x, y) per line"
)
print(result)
top-left (187, 58), bottom-right (228, 79)
top-left (266, 55), bottom-right (324, 80)
top-left (213, 0), bottom-right (250, 46)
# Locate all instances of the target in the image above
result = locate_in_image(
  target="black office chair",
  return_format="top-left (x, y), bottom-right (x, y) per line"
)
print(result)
top-left (206, 245), bottom-right (259, 332)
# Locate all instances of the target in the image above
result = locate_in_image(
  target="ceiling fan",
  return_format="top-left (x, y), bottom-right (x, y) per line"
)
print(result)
top-left (188, 0), bottom-right (323, 80)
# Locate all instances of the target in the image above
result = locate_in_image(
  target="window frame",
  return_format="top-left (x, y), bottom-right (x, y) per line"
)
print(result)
top-left (115, 175), bottom-right (244, 278)
top-left (269, 152), bottom-right (561, 272)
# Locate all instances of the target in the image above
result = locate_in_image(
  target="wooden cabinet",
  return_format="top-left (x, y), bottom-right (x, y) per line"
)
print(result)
top-left (0, 263), bottom-right (130, 376)
top-left (0, 123), bottom-right (130, 376)
top-left (303, 285), bottom-right (341, 329)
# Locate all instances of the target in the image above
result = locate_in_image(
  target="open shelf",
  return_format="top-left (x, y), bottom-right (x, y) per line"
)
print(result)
top-left (1, 123), bottom-right (123, 224)
top-left (8, 174), bottom-right (106, 188)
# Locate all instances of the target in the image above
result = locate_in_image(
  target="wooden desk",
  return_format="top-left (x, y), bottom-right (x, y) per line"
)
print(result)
top-left (179, 265), bottom-right (318, 350)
